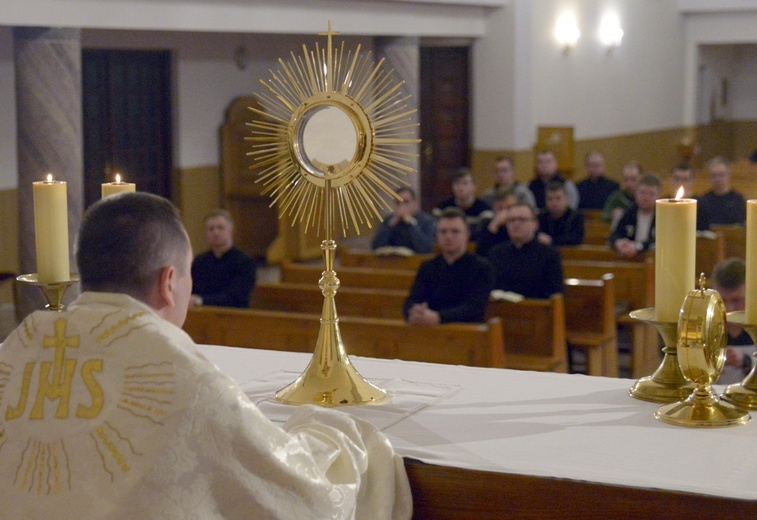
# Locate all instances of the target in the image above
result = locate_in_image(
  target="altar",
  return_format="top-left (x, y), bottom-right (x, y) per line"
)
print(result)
top-left (204, 345), bottom-right (756, 519)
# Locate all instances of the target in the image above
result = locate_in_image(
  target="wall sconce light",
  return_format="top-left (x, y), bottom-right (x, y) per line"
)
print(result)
top-left (555, 12), bottom-right (580, 54)
top-left (599, 13), bottom-right (624, 53)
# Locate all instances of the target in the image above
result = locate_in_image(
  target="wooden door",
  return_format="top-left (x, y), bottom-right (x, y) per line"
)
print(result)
top-left (419, 46), bottom-right (470, 211)
top-left (82, 49), bottom-right (172, 207)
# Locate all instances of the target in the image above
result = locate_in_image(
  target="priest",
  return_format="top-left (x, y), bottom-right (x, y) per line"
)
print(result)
top-left (0, 193), bottom-right (411, 519)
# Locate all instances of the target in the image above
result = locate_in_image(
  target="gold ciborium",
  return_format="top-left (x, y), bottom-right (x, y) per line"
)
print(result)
top-left (721, 311), bottom-right (757, 410)
top-left (655, 282), bottom-right (750, 427)
top-left (16, 273), bottom-right (79, 312)
top-left (629, 307), bottom-right (696, 403)
top-left (248, 23), bottom-right (418, 406)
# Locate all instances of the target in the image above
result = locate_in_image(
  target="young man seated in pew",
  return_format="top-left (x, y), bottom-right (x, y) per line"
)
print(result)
top-left (609, 172), bottom-right (661, 260)
top-left (488, 202), bottom-right (564, 299)
top-left (537, 181), bottom-right (584, 246)
top-left (0, 193), bottom-right (411, 520)
top-left (403, 207), bottom-right (493, 326)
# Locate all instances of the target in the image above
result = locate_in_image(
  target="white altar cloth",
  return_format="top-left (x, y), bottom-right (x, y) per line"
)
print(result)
top-left (203, 345), bottom-right (757, 501)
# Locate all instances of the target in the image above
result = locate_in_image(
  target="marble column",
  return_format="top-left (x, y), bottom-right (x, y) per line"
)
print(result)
top-left (375, 37), bottom-right (421, 199)
top-left (14, 27), bottom-right (83, 317)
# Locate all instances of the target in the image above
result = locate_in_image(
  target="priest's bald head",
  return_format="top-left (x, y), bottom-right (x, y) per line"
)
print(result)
top-left (76, 192), bottom-right (193, 327)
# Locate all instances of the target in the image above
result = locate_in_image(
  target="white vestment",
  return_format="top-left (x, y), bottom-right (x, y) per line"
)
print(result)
top-left (0, 292), bottom-right (411, 519)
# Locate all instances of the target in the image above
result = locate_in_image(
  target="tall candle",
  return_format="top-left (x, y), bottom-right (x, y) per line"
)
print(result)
top-left (746, 200), bottom-right (757, 323)
top-left (655, 190), bottom-right (696, 322)
top-left (33, 174), bottom-right (70, 283)
top-left (102, 173), bottom-right (136, 198)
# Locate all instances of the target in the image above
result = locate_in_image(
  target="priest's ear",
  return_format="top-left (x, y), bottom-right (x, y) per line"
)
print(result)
top-left (156, 265), bottom-right (178, 308)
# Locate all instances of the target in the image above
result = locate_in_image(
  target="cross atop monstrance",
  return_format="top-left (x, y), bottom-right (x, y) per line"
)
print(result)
top-left (246, 23), bottom-right (419, 406)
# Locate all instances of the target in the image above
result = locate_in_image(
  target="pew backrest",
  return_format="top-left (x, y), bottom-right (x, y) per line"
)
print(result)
top-left (281, 262), bottom-right (416, 291)
top-left (485, 294), bottom-right (567, 373)
top-left (184, 306), bottom-right (506, 368)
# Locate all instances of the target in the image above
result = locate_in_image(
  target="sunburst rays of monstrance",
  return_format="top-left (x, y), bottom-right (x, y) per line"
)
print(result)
top-left (246, 24), bottom-right (419, 406)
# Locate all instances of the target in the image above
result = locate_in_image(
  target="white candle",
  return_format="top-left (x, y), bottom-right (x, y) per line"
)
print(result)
top-left (33, 174), bottom-right (70, 283)
top-left (655, 189), bottom-right (696, 322)
top-left (102, 173), bottom-right (136, 198)
top-left (746, 200), bottom-right (757, 323)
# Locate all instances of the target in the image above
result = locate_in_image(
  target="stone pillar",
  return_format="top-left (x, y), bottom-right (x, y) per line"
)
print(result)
top-left (14, 27), bottom-right (83, 317)
top-left (375, 37), bottom-right (421, 199)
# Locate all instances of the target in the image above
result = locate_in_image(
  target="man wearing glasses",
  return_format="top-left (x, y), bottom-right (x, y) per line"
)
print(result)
top-left (487, 203), bottom-right (563, 299)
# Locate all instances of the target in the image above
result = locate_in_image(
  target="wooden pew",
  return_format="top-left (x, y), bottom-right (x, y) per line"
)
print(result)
top-left (281, 262), bottom-right (416, 291)
top-left (710, 224), bottom-right (745, 262)
top-left (339, 247), bottom-right (432, 270)
top-left (582, 219), bottom-right (612, 245)
top-left (559, 234), bottom-right (724, 286)
top-left (250, 282), bottom-right (407, 319)
top-left (485, 294), bottom-right (567, 373)
top-left (184, 306), bottom-right (506, 369)
top-left (564, 274), bottom-right (618, 377)
top-left (562, 258), bottom-right (656, 377)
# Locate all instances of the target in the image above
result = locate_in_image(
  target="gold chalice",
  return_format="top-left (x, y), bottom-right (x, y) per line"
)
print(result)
top-left (655, 280), bottom-right (750, 427)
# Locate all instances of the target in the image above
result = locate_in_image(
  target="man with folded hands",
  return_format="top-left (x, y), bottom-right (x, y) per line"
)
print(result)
top-left (403, 207), bottom-right (493, 326)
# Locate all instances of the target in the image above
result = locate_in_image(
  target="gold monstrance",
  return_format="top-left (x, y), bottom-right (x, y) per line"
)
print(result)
top-left (246, 24), bottom-right (419, 406)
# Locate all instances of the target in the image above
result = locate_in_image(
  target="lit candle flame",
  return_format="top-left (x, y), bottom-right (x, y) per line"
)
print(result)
top-left (46, 173), bottom-right (53, 182)
top-left (115, 173), bottom-right (121, 183)
top-left (675, 186), bottom-right (684, 200)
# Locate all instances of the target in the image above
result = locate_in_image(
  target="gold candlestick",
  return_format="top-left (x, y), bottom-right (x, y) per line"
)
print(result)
top-left (17, 273), bottom-right (79, 312)
top-left (722, 311), bottom-right (757, 410)
top-left (629, 307), bottom-right (696, 403)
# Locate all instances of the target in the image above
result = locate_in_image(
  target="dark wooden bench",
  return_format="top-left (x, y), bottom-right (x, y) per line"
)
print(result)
top-left (184, 306), bottom-right (506, 368)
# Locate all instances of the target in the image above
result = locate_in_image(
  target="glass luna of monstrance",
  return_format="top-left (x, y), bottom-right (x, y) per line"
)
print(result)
top-left (246, 24), bottom-right (419, 406)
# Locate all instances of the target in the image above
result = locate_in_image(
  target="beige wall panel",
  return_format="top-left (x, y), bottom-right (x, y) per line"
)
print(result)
top-left (0, 188), bottom-right (18, 274)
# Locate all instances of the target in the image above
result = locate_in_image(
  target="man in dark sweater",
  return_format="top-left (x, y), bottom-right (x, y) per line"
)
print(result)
top-left (712, 258), bottom-right (755, 384)
top-left (191, 209), bottom-right (256, 308)
top-left (537, 182), bottom-right (584, 246)
top-left (488, 203), bottom-right (563, 299)
top-left (577, 151), bottom-right (619, 210)
top-left (698, 157), bottom-right (746, 227)
top-left (528, 150), bottom-right (579, 210)
top-left (403, 207), bottom-right (493, 325)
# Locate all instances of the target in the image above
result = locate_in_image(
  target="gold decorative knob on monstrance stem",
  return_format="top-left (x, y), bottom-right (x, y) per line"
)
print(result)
top-left (246, 23), bottom-right (419, 406)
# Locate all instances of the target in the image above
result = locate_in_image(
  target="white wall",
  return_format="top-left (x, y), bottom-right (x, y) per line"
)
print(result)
top-left (472, 0), bottom-right (690, 150)
top-left (82, 30), bottom-right (372, 169)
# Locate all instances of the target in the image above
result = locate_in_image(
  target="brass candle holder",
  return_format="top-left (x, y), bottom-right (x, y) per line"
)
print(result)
top-left (629, 307), bottom-right (696, 403)
top-left (721, 311), bottom-right (757, 410)
top-left (655, 283), bottom-right (749, 427)
top-left (16, 273), bottom-right (79, 311)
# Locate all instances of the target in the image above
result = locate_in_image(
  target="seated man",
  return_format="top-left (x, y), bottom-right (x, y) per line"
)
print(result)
top-left (528, 150), bottom-right (579, 210)
top-left (0, 193), bottom-right (411, 519)
top-left (577, 151), bottom-right (620, 210)
top-left (191, 209), bottom-right (256, 308)
top-left (609, 173), bottom-right (661, 259)
top-left (537, 181), bottom-right (585, 246)
top-left (711, 258), bottom-right (755, 385)
top-left (433, 167), bottom-right (493, 238)
top-left (481, 156), bottom-right (536, 208)
top-left (603, 160), bottom-right (642, 225)
top-left (403, 207), bottom-right (493, 326)
top-left (698, 156), bottom-right (747, 227)
top-left (488, 203), bottom-right (563, 299)
top-left (476, 187), bottom-right (521, 257)
top-left (372, 186), bottom-right (436, 253)
top-left (668, 164), bottom-right (708, 230)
